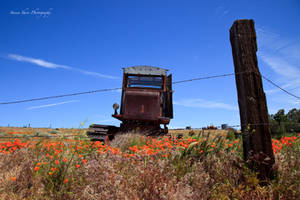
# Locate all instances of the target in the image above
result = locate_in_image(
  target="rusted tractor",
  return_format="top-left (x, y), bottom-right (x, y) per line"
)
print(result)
top-left (87, 66), bottom-right (173, 141)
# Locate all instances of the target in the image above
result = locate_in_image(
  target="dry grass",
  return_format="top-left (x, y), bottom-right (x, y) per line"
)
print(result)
top-left (0, 131), bottom-right (299, 199)
top-left (169, 129), bottom-right (229, 137)
top-left (0, 127), bottom-right (84, 135)
top-left (0, 127), bottom-right (85, 143)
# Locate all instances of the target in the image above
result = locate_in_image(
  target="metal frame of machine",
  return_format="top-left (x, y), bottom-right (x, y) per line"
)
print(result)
top-left (87, 65), bottom-right (173, 141)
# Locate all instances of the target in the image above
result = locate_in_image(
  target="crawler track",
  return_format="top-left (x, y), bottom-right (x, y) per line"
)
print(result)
top-left (86, 124), bottom-right (119, 141)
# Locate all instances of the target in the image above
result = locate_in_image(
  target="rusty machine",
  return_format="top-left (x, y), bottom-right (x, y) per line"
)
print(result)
top-left (86, 66), bottom-right (173, 141)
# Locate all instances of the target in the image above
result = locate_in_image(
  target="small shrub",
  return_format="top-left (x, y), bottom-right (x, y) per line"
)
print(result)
top-left (226, 129), bottom-right (236, 141)
top-left (110, 133), bottom-right (146, 152)
top-left (49, 130), bottom-right (58, 135)
top-left (34, 132), bottom-right (51, 138)
top-left (188, 130), bottom-right (195, 136)
top-left (0, 132), bottom-right (8, 137)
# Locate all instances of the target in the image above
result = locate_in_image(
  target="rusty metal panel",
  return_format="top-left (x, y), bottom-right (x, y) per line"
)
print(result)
top-left (165, 74), bottom-right (173, 118)
top-left (123, 90), bottom-right (160, 120)
top-left (123, 66), bottom-right (168, 76)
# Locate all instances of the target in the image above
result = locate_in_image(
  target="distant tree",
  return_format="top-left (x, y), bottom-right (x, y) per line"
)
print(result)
top-left (273, 109), bottom-right (287, 125)
top-left (287, 108), bottom-right (300, 122)
top-left (269, 108), bottom-right (300, 136)
top-left (286, 108), bottom-right (300, 132)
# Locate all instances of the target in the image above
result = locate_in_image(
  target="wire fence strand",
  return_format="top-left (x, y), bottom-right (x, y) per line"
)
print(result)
top-left (0, 88), bottom-right (122, 105)
top-left (0, 71), bottom-right (299, 105)
top-left (262, 75), bottom-right (300, 100)
top-left (172, 73), bottom-right (234, 84)
top-left (1, 121), bottom-right (300, 139)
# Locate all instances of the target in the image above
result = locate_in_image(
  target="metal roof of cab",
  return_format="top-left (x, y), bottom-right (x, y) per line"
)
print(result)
top-left (123, 65), bottom-right (168, 76)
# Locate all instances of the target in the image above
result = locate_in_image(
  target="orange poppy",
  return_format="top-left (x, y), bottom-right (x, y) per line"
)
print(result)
top-left (34, 167), bottom-right (40, 171)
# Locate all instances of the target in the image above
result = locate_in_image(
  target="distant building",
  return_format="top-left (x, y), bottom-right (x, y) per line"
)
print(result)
top-left (221, 124), bottom-right (228, 130)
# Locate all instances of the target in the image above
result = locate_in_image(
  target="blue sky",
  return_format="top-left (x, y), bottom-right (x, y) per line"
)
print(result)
top-left (1, 0), bottom-right (300, 128)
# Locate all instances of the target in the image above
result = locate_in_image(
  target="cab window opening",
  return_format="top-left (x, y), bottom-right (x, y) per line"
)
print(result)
top-left (127, 75), bottom-right (163, 89)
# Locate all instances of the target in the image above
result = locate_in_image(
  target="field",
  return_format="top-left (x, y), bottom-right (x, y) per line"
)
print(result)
top-left (0, 127), bottom-right (299, 199)
top-left (169, 128), bottom-right (230, 137)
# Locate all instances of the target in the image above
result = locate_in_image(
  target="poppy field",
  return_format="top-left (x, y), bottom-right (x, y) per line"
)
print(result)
top-left (0, 128), bottom-right (300, 200)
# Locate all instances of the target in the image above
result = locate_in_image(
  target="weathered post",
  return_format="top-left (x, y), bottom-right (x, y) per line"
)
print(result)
top-left (230, 19), bottom-right (275, 181)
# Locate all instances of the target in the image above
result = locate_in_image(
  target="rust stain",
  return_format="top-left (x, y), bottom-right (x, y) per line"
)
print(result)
top-left (141, 104), bottom-right (144, 113)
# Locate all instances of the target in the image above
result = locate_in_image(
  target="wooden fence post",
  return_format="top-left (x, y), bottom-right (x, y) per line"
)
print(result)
top-left (230, 19), bottom-right (275, 181)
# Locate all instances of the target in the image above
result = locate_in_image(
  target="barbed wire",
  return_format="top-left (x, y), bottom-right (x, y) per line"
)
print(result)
top-left (175, 121), bottom-right (300, 129)
top-left (172, 70), bottom-right (258, 84)
top-left (219, 121), bottom-right (300, 128)
top-left (0, 71), bottom-right (299, 105)
top-left (1, 121), bottom-right (300, 139)
top-left (172, 73), bottom-right (234, 84)
top-left (0, 88), bottom-right (122, 105)
top-left (262, 75), bottom-right (300, 100)
top-left (1, 72), bottom-right (241, 105)
top-left (1, 72), bottom-right (238, 105)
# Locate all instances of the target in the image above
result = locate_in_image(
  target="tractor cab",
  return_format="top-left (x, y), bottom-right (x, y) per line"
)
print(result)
top-left (87, 66), bottom-right (173, 141)
top-left (113, 66), bottom-right (173, 134)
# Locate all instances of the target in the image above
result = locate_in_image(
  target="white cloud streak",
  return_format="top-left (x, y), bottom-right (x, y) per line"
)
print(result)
top-left (258, 52), bottom-right (300, 79)
top-left (264, 83), bottom-right (293, 94)
top-left (256, 27), bottom-right (300, 99)
top-left (27, 100), bottom-right (79, 110)
top-left (174, 98), bottom-right (238, 111)
top-left (7, 54), bottom-right (117, 79)
top-left (8, 54), bottom-right (71, 69)
top-left (75, 69), bottom-right (117, 79)
top-left (215, 5), bottom-right (230, 17)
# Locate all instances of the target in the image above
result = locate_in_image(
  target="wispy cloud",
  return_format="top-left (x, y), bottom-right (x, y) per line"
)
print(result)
top-left (174, 98), bottom-right (238, 111)
top-left (7, 54), bottom-right (117, 79)
top-left (258, 52), bottom-right (300, 79)
top-left (256, 27), bottom-right (291, 52)
top-left (256, 27), bottom-right (300, 99)
top-left (27, 100), bottom-right (79, 110)
top-left (287, 99), bottom-right (300, 105)
top-left (8, 54), bottom-right (71, 69)
top-left (75, 69), bottom-right (117, 79)
top-left (264, 83), bottom-right (293, 94)
top-left (215, 5), bottom-right (230, 17)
